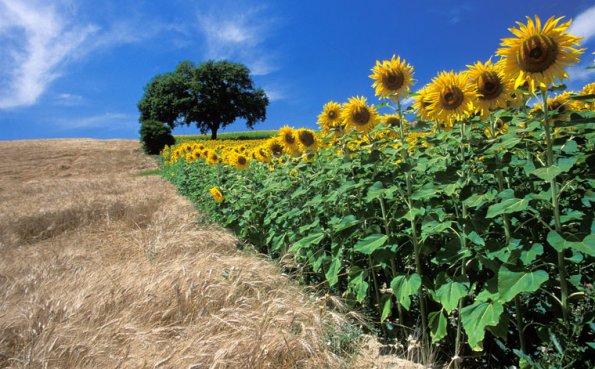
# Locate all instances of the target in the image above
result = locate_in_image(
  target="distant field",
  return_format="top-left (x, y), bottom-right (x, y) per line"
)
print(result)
top-left (175, 130), bottom-right (277, 143)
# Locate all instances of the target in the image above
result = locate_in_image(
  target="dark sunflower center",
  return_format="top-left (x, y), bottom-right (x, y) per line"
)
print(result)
top-left (298, 131), bottom-right (315, 147)
top-left (284, 133), bottom-right (295, 144)
top-left (328, 110), bottom-right (337, 119)
top-left (518, 34), bottom-right (559, 73)
top-left (440, 86), bottom-right (465, 110)
top-left (352, 107), bottom-right (371, 126)
top-left (382, 70), bottom-right (405, 91)
top-left (386, 117), bottom-right (401, 127)
top-left (271, 143), bottom-right (283, 155)
top-left (238, 156), bottom-right (247, 165)
top-left (550, 101), bottom-right (566, 113)
top-left (478, 72), bottom-right (503, 100)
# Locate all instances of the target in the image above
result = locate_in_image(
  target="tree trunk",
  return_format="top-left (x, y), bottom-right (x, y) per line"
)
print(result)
top-left (211, 128), bottom-right (218, 140)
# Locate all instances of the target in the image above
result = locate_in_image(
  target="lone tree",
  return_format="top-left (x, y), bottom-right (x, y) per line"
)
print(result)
top-left (138, 60), bottom-right (269, 139)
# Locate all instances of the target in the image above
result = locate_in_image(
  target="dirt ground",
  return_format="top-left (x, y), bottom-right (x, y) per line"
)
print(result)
top-left (0, 139), bottom-right (423, 369)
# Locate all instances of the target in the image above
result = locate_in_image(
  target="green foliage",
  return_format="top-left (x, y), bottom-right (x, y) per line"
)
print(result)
top-left (139, 119), bottom-right (175, 154)
top-left (163, 97), bottom-right (594, 367)
top-left (138, 60), bottom-right (269, 139)
top-left (175, 130), bottom-right (277, 143)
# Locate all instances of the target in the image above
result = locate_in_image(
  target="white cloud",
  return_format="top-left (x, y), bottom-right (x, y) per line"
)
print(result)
top-left (0, 0), bottom-right (166, 110)
top-left (263, 86), bottom-right (286, 102)
top-left (569, 5), bottom-right (595, 44)
top-left (0, 0), bottom-right (98, 109)
top-left (401, 97), bottom-right (415, 108)
top-left (54, 112), bottom-right (133, 130)
top-left (197, 5), bottom-right (278, 76)
top-left (53, 93), bottom-right (84, 106)
top-left (567, 62), bottom-right (595, 84)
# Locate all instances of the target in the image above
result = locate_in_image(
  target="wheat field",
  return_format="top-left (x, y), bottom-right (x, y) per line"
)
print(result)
top-left (0, 139), bottom-right (421, 369)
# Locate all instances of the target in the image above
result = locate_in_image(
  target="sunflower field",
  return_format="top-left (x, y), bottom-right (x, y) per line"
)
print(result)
top-left (162, 16), bottom-right (594, 368)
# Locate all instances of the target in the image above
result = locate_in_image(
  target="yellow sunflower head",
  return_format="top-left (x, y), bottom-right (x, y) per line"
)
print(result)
top-left (370, 55), bottom-right (414, 101)
top-left (256, 146), bottom-right (272, 162)
top-left (579, 82), bottom-right (595, 111)
top-left (497, 15), bottom-right (585, 91)
top-left (466, 59), bottom-right (514, 118)
top-left (279, 126), bottom-right (300, 153)
top-left (206, 150), bottom-right (220, 165)
top-left (383, 114), bottom-right (406, 128)
top-left (209, 187), bottom-right (224, 203)
top-left (228, 152), bottom-right (249, 170)
top-left (192, 150), bottom-right (202, 161)
top-left (297, 128), bottom-right (318, 151)
top-left (426, 71), bottom-right (476, 126)
top-left (485, 118), bottom-right (509, 138)
top-left (412, 87), bottom-right (434, 121)
top-left (317, 101), bottom-right (344, 131)
top-left (341, 96), bottom-right (380, 134)
top-left (530, 91), bottom-right (575, 118)
top-left (267, 137), bottom-right (285, 157)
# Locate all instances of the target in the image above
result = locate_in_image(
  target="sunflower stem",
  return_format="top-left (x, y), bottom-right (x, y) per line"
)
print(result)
top-left (453, 122), bottom-right (470, 369)
top-left (368, 256), bottom-right (383, 324)
top-left (490, 116), bottom-right (526, 353)
top-left (541, 89), bottom-right (569, 326)
top-left (397, 100), bottom-right (429, 351)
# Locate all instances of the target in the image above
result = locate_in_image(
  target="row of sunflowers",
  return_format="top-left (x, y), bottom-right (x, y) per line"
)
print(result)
top-left (163, 16), bottom-right (594, 369)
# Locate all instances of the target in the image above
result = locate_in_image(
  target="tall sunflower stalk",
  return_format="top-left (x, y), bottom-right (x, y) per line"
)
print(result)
top-left (369, 55), bottom-right (424, 343)
top-left (497, 15), bottom-right (584, 328)
top-left (541, 89), bottom-right (569, 325)
top-left (487, 115), bottom-right (528, 354)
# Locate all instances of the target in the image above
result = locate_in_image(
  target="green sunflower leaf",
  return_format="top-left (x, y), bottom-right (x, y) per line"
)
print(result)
top-left (497, 266), bottom-right (548, 303)
top-left (530, 166), bottom-right (563, 182)
top-left (353, 234), bottom-right (388, 255)
top-left (461, 299), bottom-right (504, 351)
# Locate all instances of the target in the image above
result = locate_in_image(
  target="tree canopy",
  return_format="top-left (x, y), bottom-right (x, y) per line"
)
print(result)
top-left (138, 60), bottom-right (269, 139)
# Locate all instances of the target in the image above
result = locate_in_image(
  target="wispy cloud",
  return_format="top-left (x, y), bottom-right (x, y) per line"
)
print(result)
top-left (567, 62), bottom-right (595, 86)
top-left (53, 93), bottom-right (84, 106)
top-left (0, 0), bottom-right (97, 109)
top-left (262, 84), bottom-right (286, 102)
top-left (196, 3), bottom-right (279, 76)
top-left (448, 4), bottom-right (472, 25)
top-left (54, 112), bottom-right (134, 130)
top-left (569, 5), bottom-right (595, 44)
top-left (0, 0), bottom-right (166, 110)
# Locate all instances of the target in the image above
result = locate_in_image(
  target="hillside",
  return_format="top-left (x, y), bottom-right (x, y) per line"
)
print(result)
top-left (0, 139), bottom-right (420, 369)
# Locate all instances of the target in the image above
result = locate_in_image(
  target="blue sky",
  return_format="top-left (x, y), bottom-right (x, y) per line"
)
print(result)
top-left (1, 0), bottom-right (594, 140)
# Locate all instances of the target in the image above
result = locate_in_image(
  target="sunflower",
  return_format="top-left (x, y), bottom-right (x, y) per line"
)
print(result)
top-left (206, 150), bottom-right (220, 165)
top-left (383, 114), bottom-right (406, 128)
top-left (209, 187), bottom-right (224, 203)
top-left (256, 146), bottom-right (272, 162)
top-left (530, 91), bottom-right (576, 119)
top-left (341, 96), bottom-right (380, 134)
top-left (466, 59), bottom-right (514, 118)
top-left (297, 128), bottom-right (318, 151)
top-left (192, 150), bottom-right (202, 161)
top-left (579, 82), bottom-right (595, 111)
top-left (425, 71), bottom-right (476, 126)
top-left (230, 152), bottom-right (249, 170)
top-left (317, 101), bottom-right (344, 131)
top-left (412, 87), bottom-right (433, 122)
top-left (484, 118), bottom-right (509, 138)
top-left (497, 15), bottom-right (584, 91)
top-left (370, 55), bottom-right (414, 101)
top-left (266, 137), bottom-right (284, 157)
top-left (279, 126), bottom-right (299, 153)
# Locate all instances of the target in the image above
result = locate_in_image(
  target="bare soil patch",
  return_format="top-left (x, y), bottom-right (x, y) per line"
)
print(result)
top-left (0, 139), bottom-right (421, 369)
